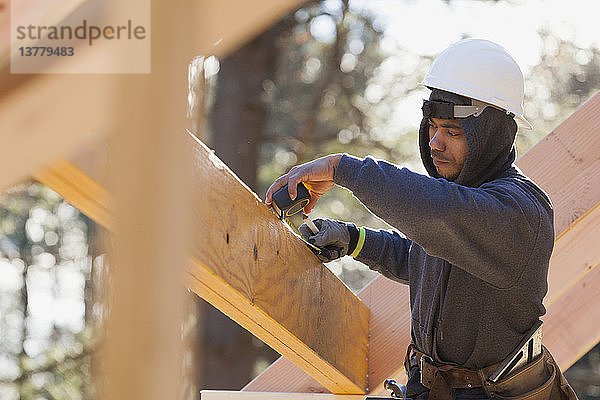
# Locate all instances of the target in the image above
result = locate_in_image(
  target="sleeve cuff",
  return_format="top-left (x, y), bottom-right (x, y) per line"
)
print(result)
top-left (349, 227), bottom-right (366, 258)
top-left (333, 153), bottom-right (364, 189)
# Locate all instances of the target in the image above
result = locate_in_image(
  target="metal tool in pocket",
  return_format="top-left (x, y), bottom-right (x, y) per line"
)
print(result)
top-left (488, 320), bottom-right (543, 383)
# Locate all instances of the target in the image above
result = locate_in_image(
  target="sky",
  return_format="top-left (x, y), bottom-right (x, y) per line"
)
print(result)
top-left (306, 0), bottom-right (600, 133)
top-left (351, 0), bottom-right (600, 73)
top-left (350, 0), bottom-right (599, 74)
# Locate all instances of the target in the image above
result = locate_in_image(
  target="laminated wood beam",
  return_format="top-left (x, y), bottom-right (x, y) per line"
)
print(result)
top-left (201, 391), bottom-right (363, 400)
top-left (518, 91), bottom-right (600, 235)
top-left (186, 133), bottom-right (369, 394)
top-left (542, 263), bottom-right (600, 370)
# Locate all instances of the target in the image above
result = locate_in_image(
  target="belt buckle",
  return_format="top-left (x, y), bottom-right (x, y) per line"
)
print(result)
top-left (419, 355), bottom-right (434, 386)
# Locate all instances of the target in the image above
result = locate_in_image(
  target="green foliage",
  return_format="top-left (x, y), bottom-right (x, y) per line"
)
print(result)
top-left (518, 28), bottom-right (600, 156)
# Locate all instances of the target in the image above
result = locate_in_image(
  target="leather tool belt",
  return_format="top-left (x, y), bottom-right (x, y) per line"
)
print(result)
top-left (403, 344), bottom-right (578, 400)
top-left (404, 345), bottom-right (491, 400)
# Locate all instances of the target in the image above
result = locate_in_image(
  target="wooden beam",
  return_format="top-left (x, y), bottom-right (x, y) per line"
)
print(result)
top-left (33, 132), bottom-right (370, 394)
top-left (196, 0), bottom-right (307, 58)
top-left (98, 0), bottom-right (196, 398)
top-left (545, 200), bottom-right (600, 307)
top-left (517, 92), bottom-right (600, 306)
top-left (201, 391), bottom-right (364, 400)
top-left (518, 91), bottom-right (600, 235)
top-left (0, 72), bottom-right (114, 192)
top-left (33, 157), bottom-right (114, 230)
top-left (543, 261), bottom-right (600, 370)
top-left (0, 0), bottom-right (307, 192)
top-left (187, 133), bottom-right (369, 394)
top-left (243, 275), bottom-right (410, 395)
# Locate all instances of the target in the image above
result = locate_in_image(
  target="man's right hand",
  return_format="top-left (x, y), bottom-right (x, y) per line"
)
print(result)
top-left (265, 154), bottom-right (342, 214)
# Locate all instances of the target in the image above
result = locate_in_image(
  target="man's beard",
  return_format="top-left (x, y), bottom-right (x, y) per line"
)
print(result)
top-left (431, 150), bottom-right (460, 181)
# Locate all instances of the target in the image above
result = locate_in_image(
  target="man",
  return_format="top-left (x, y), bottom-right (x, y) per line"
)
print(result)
top-left (265, 39), bottom-right (577, 400)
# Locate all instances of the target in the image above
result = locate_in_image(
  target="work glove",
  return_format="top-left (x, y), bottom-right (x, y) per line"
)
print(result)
top-left (298, 218), bottom-right (359, 262)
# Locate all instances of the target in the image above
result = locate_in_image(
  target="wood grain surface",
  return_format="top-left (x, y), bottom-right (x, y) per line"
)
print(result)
top-left (0, 72), bottom-right (114, 191)
top-left (187, 133), bottom-right (369, 394)
top-left (201, 390), bottom-right (364, 400)
top-left (543, 263), bottom-right (600, 369)
top-left (518, 92), bottom-right (600, 235)
top-left (243, 275), bottom-right (411, 395)
top-left (98, 1), bottom-right (197, 399)
top-left (33, 158), bottom-right (114, 230)
top-left (31, 134), bottom-right (370, 394)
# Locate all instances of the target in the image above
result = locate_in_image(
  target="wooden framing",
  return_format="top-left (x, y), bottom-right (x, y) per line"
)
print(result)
top-left (243, 276), bottom-right (410, 394)
top-left (29, 92), bottom-right (600, 396)
top-left (0, 72), bottom-right (114, 191)
top-left (97, 0), bottom-right (198, 399)
top-left (201, 391), bottom-right (364, 400)
top-left (4, 0), bottom-right (599, 395)
top-left (543, 262), bottom-right (600, 369)
top-left (28, 92), bottom-right (600, 395)
top-left (186, 133), bottom-right (369, 394)
top-left (0, 0), bottom-right (308, 191)
top-left (518, 92), bottom-right (600, 235)
top-left (33, 158), bottom-right (114, 230)
top-left (33, 133), bottom-right (371, 394)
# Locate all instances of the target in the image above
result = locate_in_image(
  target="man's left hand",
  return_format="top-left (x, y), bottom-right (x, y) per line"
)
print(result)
top-left (265, 154), bottom-right (342, 214)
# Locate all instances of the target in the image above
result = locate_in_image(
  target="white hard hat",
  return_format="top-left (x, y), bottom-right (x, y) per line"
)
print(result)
top-left (420, 39), bottom-right (532, 130)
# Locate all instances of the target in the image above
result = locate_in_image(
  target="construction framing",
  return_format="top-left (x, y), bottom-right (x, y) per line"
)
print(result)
top-left (1, 0), bottom-right (600, 398)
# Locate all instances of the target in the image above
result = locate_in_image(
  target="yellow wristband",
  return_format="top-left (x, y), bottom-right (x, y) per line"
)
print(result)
top-left (349, 227), bottom-right (366, 258)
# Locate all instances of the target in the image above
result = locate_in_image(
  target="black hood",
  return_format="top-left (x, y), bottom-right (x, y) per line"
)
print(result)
top-left (419, 89), bottom-right (518, 188)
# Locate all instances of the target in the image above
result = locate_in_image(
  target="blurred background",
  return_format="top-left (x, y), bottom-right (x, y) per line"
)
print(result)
top-left (2, 0), bottom-right (600, 399)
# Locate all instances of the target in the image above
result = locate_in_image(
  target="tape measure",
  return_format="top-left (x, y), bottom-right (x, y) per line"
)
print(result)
top-left (271, 182), bottom-right (311, 220)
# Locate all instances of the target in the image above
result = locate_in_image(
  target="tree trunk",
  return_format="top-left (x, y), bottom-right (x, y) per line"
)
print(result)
top-left (211, 31), bottom-right (278, 189)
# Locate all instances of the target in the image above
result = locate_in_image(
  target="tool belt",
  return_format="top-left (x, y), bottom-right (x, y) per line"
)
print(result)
top-left (404, 344), bottom-right (578, 400)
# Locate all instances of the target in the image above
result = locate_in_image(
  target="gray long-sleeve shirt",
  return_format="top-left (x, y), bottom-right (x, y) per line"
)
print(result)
top-left (332, 90), bottom-right (554, 369)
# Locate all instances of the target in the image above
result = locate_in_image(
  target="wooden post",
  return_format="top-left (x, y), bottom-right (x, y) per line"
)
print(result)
top-left (97, 0), bottom-right (196, 399)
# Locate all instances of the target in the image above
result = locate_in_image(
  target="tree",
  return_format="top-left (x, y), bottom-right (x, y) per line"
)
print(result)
top-left (0, 183), bottom-right (102, 400)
